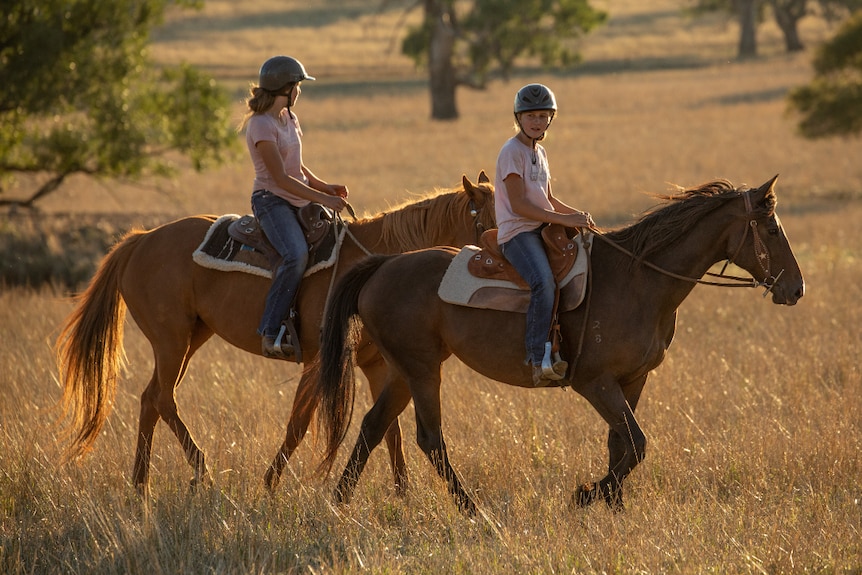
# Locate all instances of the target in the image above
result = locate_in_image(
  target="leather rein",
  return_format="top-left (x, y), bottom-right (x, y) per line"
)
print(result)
top-left (563, 190), bottom-right (784, 384)
top-left (589, 190), bottom-right (785, 298)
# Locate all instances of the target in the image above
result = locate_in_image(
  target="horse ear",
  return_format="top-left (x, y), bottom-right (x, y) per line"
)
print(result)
top-left (753, 174), bottom-right (779, 213)
top-left (758, 174), bottom-right (779, 194)
top-left (478, 170), bottom-right (490, 184)
top-left (462, 174), bottom-right (473, 192)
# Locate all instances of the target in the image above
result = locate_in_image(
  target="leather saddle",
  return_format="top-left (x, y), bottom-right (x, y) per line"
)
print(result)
top-left (468, 225), bottom-right (579, 289)
top-left (227, 203), bottom-right (337, 268)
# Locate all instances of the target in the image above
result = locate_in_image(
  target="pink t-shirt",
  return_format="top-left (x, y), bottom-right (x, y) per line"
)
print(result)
top-left (246, 110), bottom-right (310, 207)
top-left (494, 136), bottom-right (553, 245)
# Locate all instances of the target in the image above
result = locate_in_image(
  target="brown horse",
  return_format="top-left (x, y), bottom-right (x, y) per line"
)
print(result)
top-left (317, 176), bottom-right (805, 515)
top-left (55, 173), bottom-right (495, 498)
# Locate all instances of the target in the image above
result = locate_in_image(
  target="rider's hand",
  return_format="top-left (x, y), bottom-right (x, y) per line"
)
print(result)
top-left (328, 184), bottom-right (349, 199)
top-left (565, 211), bottom-right (595, 229)
top-left (322, 193), bottom-right (348, 213)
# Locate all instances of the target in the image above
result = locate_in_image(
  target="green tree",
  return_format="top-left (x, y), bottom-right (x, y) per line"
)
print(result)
top-left (398, 0), bottom-right (607, 120)
top-left (788, 10), bottom-right (862, 138)
top-left (688, 0), bottom-right (862, 58)
top-left (0, 0), bottom-right (237, 208)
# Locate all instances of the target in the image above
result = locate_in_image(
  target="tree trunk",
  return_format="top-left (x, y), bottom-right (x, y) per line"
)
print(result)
top-left (426, 0), bottom-right (458, 120)
top-left (769, 0), bottom-right (806, 52)
top-left (737, 0), bottom-right (758, 58)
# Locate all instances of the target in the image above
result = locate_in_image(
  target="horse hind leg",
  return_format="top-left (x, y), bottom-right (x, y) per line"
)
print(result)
top-left (133, 322), bottom-right (213, 496)
top-left (334, 380), bottom-right (412, 507)
top-left (132, 365), bottom-right (162, 498)
top-left (264, 365), bottom-right (319, 491)
top-left (265, 344), bottom-right (409, 496)
top-left (357, 346), bottom-right (408, 496)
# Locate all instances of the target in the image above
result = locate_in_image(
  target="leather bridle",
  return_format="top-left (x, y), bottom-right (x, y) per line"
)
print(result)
top-left (591, 189), bottom-right (784, 298)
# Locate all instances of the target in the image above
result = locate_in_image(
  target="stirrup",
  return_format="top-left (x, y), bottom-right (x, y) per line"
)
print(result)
top-left (540, 341), bottom-right (567, 380)
top-left (276, 319), bottom-right (303, 363)
top-left (262, 335), bottom-right (295, 361)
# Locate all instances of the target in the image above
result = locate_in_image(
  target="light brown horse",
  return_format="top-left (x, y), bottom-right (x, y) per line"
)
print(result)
top-left (317, 176), bottom-right (805, 515)
top-left (55, 173), bottom-right (495, 498)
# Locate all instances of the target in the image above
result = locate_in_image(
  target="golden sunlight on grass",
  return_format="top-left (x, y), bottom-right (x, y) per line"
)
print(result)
top-left (2, 1), bottom-right (861, 573)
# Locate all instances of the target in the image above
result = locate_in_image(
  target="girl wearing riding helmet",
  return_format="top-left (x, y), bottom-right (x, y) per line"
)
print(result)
top-left (495, 83), bottom-right (595, 386)
top-left (240, 55), bottom-right (349, 360)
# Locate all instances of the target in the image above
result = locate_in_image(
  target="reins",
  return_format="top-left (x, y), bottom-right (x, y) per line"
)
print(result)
top-left (588, 189), bottom-right (784, 297)
top-left (564, 190), bottom-right (784, 384)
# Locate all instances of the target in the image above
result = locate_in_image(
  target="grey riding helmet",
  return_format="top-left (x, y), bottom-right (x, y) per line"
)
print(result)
top-left (258, 56), bottom-right (315, 93)
top-left (513, 83), bottom-right (557, 115)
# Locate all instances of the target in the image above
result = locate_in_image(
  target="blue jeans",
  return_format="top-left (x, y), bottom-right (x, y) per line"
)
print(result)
top-left (251, 190), bottom-right (309, 338)
top-left (500, 226), bottom-right (555, 365)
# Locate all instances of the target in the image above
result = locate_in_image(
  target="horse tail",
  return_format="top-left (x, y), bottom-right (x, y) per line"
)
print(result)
top-left (55, 230), bottom-right (145, 462)
top-left (317, 253), bottom-right (393, 473)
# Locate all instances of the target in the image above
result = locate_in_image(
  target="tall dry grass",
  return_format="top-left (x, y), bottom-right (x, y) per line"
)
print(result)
top-left (2, 1), bottom-right (861, 573)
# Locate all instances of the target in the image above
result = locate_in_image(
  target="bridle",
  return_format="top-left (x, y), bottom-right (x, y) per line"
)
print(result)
top-left (563, 189), bottom-right (784, 381)
top-left (468, 197), bottom-right (491, 245)
top-left (591, 189), bottom-right (784, 298)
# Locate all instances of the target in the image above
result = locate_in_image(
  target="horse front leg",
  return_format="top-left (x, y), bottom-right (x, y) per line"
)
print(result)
top-left (412, 385), bottom-right (477, 516)
top-left (574, 373), bottom-right (646, 511)
top-left (602, 375), bottom-right (648, 509)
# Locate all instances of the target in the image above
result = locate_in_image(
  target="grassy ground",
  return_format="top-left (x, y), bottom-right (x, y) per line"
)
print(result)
top-left (2, 1), bottom-right (861, 573)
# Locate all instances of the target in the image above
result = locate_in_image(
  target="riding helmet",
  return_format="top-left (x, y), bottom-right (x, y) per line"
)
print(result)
top-left (258, 56), bottom-right (315, 92)
top-left (514, 84), bottom-right (557, 114)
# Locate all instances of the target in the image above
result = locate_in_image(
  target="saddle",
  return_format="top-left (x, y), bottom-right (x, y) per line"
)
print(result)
top-left (193, 204), bottom-right (345, 364)
top-left (437, 228), bottom-right (590, 314)
top-left (468, 225), bottom-right (579, 289)
top-left (227, 202), bottom-right (337, 268)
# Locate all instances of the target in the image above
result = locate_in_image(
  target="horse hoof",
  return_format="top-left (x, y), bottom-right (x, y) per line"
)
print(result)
top-left (572, 482), bottom-right (599, 508)
top-left (458, 497), bottom-right (478, 517)
top-left (189, 473), bottom-right (214, 493)
top-left (263, 468), bottom-right (280, 492)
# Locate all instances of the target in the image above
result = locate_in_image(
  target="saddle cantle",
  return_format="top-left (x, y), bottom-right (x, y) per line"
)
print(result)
top-left (438, 227), bottom-right (591, 314)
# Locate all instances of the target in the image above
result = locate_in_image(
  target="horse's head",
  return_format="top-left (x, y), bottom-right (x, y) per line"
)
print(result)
top-left (459, 171), bottom-right (496, 245)
top-left (729, 175), bottom-right (805, 305)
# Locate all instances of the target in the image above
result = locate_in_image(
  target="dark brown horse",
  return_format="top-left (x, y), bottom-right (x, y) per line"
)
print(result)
top-left (55, 173), bottom-right (495, 498)
top-left (317, 176), bottom-right (804, 514)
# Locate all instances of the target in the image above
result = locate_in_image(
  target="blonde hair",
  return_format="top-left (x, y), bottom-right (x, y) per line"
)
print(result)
top-left (237, 85), bottom-right (281, 132)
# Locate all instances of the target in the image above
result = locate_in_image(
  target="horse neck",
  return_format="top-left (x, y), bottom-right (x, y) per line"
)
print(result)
top-left (346, 207), bottom-right (472, 254)
top-left (611, 210), bottom-right (738, 310)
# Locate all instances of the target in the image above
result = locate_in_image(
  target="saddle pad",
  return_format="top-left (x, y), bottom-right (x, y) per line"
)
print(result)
top-left (438, 232), bottom-right (591, 313)
top-left (192, 214), bottom-right (345, 279)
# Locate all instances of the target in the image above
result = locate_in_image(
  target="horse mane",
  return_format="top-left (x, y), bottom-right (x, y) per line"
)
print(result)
top-left (360, 184), bottom-right (492, 251)
top-left (607, 179), bottom-right (774, 260)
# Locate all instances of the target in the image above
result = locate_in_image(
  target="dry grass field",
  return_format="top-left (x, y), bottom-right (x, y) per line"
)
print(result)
top-left (2, 0), bottom-right (861, 573)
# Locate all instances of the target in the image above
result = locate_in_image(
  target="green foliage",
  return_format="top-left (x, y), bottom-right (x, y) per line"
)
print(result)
top-left (401, 0), bottom-right (607, 87)
top-left (0, 0), bottom-right (235, 206)
top-left (788, 10), bottom-right (862, 138)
